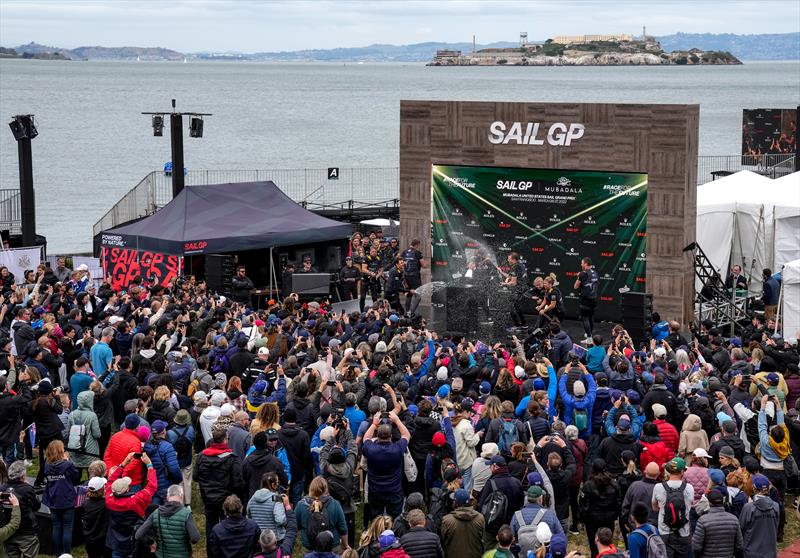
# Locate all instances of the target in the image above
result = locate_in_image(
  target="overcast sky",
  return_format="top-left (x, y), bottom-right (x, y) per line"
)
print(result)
top-left (1, 0), bottom-right (798, 52)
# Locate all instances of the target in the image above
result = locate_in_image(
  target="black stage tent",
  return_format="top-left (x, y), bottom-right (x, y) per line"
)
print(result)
top-left (100, 181), bottom-right (353, 255)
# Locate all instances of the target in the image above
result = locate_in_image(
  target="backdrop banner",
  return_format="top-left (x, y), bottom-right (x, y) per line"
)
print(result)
top-left (431, 165), bottom-right (648, 321)
top-left (101, 247), bottom-right (181, 290)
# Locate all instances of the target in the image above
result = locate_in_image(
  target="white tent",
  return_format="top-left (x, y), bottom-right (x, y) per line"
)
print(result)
top-left (696, 170), bottom-right (800, 294)
top-left (781, 258), bottom-right (800, 342)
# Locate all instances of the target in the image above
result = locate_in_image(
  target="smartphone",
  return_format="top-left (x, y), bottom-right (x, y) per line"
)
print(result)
top-left (133, 452), bottom-right (142, 459)
top-left (326, 380), bottom-right (337, 387)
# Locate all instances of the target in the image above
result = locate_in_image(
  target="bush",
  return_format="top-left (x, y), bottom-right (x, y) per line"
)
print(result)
top-left (497, 58), bottom-right (508, 65)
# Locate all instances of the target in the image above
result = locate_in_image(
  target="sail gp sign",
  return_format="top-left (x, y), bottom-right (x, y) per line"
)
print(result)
top-left (488, 121), bottom-right (585, 146)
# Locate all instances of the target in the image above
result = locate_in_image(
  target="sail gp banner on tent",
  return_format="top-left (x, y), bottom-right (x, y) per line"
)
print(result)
top-left (430, 165), bottom-right (648, 321)
top-left (101, 247), bottom-right (181, 290)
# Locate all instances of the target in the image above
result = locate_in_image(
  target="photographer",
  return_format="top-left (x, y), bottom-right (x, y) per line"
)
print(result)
top-left (362, 409), bottom-right (411, 520)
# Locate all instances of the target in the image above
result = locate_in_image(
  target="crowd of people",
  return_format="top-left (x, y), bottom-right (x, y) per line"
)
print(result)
top-left (0, 256), bottom-right (797, 558)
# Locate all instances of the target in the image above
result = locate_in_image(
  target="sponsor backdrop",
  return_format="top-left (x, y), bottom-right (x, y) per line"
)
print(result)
top-left (431, 164), bottom-right (648, 321)
top-left (101, 247), bottom-right (181, 290)
top-left (741, 108), bottom-right (798, 163)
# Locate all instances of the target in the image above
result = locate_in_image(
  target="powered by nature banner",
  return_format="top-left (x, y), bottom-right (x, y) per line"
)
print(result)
top-left (431, 165), bottom-right (648, 321)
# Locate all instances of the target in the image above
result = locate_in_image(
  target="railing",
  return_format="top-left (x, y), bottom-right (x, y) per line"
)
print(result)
top-left (92, 167), bottom-right (400, 236)
top-left (0, 189), bottom-right (21, 233)
top-left (697, 153), bottom-right (795, 183)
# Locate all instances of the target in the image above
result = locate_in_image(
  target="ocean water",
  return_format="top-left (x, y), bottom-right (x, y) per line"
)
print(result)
top-left (0, 59), bottom-right (798, 253)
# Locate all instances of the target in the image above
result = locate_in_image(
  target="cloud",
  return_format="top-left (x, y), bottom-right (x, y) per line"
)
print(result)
top-left (1, 0), bottom-right (797, 52)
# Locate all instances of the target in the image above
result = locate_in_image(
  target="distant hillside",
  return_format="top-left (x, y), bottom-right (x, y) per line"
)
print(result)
top-left (12, 42), bottom-right (184, 61)
top-left (657, 32), bottom-right (799, 60)
top-left (4, 32), bottom-right (798, 62)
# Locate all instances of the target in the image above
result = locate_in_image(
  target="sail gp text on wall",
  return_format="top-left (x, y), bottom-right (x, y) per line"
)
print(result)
top-left (488, 121), bottom-right (585, 146)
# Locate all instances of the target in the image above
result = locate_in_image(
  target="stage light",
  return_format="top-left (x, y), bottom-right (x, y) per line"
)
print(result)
top-left (152, 115), bottom-right (164, 136)
top-left (8, 115), bottom-right (37, 141)
top-left (189, 116), bottom-right (203, 138)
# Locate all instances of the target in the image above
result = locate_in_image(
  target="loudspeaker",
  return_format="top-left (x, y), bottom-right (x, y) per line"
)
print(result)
top-left (205, 254), bottom-right (234, 296)
top-left (620, 292), bottom-right (653, 346)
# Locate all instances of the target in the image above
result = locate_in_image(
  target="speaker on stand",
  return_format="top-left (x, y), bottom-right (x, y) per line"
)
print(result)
top-left (619, 292), bottom-right (653, 348)
top-left (205, 254), bottom-right (235, 297)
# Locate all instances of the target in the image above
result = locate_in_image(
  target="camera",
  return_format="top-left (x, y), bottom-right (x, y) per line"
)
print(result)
top-left (327, 380), bottom-right (337, 387)
top-left (568, 352), bottom-right (580, 365)
top-left (0, 491), bottom-right (11, 505)
top-left (756, 383), bottom-right (769, 396)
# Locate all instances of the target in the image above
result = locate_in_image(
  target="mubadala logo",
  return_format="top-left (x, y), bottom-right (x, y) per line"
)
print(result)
top-left (488, 122), bottom-right (585, 146)
top-left (466, 219), bottom-right (480, 227)
top-left (557, 177), bottom-right (572, 187)
top-left (534, 224), bottom-right (542, 229)
top-left (601, 273), bottom-right (614, 281)
top-left (534, 267), bottom-right (542, 273)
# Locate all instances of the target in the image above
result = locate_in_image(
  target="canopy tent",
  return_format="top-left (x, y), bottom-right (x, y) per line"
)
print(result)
top-left (101, 181), bottom-right (353, 255)
top-left (781, 258), bottom-right (800, 342)
top-left (696, 170), bottom-right (800, 295)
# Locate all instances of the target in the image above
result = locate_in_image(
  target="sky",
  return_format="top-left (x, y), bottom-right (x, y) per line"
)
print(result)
top-left (1, 0), bottom-right (799, 53)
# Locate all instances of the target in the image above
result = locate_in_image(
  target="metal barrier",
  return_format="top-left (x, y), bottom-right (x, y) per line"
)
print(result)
top-left (697, 153), bottom-right (795, 183)
top-left (0, 189), bottom-right (21, 234)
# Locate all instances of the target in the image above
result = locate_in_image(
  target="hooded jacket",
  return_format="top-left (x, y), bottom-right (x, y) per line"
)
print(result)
top-left (144, 437), bottom-right (182, 502)
top-left (440, 506), bottom-right (485, 558)
top-left (678, 414), bottom-right (710, 459)
top-left (739, 495), bottom-right (779, 558)
top-left (708, 433), bottom-right (746, 464)
top-left (278, 423), bottom-right (311, 482)
top-left (146, 399), bottom-right (177, 426)
top-left (0, 384), bottom-right (32, 446)
top-left (43, 458), bottom-right (81, 510)
top-left (68, 390), bottom-right (102, 468)
top-left (639, 434), bottom-right (671, 471)
top-left (208, 515), bottom-right (261, 558)
top-left (285, 396), bottom-right (317, 438)
top-left (194, 442), bottom-right (244, 505)
top-left (242, 447), bottom-right (290, 500)
top-left (558, 372), bottom-right (597, 436)
top-left (598, 431), bottom-right (643, 476)
top-left (408, 415), bottom-right (441, 463)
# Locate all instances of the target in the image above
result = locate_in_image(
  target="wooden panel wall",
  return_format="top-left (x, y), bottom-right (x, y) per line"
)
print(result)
top-left (399, 100), bottom-right (699, 324)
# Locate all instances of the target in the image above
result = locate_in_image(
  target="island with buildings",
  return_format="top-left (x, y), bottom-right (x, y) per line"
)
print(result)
top-left (428, 31), bottom-right (742, 66)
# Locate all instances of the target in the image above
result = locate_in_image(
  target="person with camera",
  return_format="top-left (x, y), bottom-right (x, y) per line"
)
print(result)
top-left (362, 409), bottom-right (412, 521)
top-left (106, 450), bottom-right (158, 558)
top-left (0, 460), bottom-right (40, 558)
top-left (319, 421), bottom-right (359, 541)
top-left (246, 470), bottom-right (291, 541)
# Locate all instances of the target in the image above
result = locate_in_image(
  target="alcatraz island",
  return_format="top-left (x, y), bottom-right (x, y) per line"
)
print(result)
top-left (428, 30), bottom-right (742, 66)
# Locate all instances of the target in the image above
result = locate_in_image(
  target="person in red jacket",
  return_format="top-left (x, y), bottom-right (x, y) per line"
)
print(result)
top-left (105, 451), bottom-right (158, 558)
top-left (652, 403), bottom-right (679, 456)
top-left (104, 414), bottom-right (146, 490)
top-left (638, 422), bottom-right (671, 472)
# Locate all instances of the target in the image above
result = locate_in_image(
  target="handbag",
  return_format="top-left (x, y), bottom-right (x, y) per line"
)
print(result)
top-left (784, 454), bottom-right (799, 478)
top-left (403, 448), bottom-right (418, 482)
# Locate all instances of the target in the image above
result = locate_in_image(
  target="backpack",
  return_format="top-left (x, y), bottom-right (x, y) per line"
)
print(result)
top-left (304, 497), bottom-right (330, 543)
top-left (68, 423), bottom-right (88, 455)
top-left (514, 508), bottom-right (546, 556)
top-left (662, 481), bottom-right (688, 530)
top-left (326, 474), bottom-right (353, 505)
top-left (428, 487), bottom-right (452, 533)
top-left (172, 427), bottom-right (192, 460)
top-left (632, 528), bottom-right (668, 558)
top-left (186, 377), bottom-right (201, 398)
top-left (498, 419), bottom-right (519, 455)
top-left (573, 408), bottom-right (589, 432)
top-left (480, 479), bottom-right (509, 532)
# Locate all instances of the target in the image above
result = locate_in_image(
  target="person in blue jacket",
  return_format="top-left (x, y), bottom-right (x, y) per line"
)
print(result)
top-left (558, 362), bottom-right (596, 439)
top-left (516, 357), bottom-right (558, 419)
top-left (604, 396), bottom-right (642, 439)
top-left (650, 312), bottom-right (670, 342)
top-left (407, 333), bottom-right (436, 385)
top-left (144, 420), bottom-right (183, 505)
top-left (43, 439), bottom-right (82, 556)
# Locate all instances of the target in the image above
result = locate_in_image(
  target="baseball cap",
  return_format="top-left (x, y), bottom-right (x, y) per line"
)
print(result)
top-left (526, 485), bottom-right (544, 498)
top-left (652, 403), bottom-right (667, 418)
top-left (453, 488), bottom-right (470, 506)
top-left (550, 533), bottom-right (568, 558)
top-left (379, 530), bottom-right (397, 549)
top-left (693, 448), bottom-right (711, 459)
top-left (752, 474), bottom-right (770, 491)
top-left (87, 477), bottom-right (107, 492)
top-left (479, 381), bottom-right (491, 394)
top-left (617, 416), bottom-right (631, 430)
top-left (459, 397), bottom-right (475, 413)
top-left (257, 347), bottom-right (270, 356)
top-left (436, 384), bottom-right (450, 398)
top-left (490, 455), bottom-right (506, 466)
top-left (111, 476), bottom-right (132, 496)
top-left (431, 432), bottom-right (446, 447)
top-left (151, 420), bottom-right (168, 434)
top-left (514, 365), bottom-right (526, 379)
top-left (766, 372), bottom-right (780, 385)
top-left (666, 457), bottom-right (687, 473)
top-left (124, 413), bottom-right (140, 430)
top-left (708, 468), bottom-right (725, 486)
top-left (266, 427), bottom-right (279, 440)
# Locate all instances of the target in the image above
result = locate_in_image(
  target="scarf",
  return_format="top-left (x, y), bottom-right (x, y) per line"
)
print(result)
top-left (769, 423), bottom-right (791, 460)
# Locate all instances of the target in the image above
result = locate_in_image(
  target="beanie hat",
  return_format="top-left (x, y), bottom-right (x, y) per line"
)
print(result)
top-left (652, 403), bottom-right (667, 418)
top-left (514, 365), bottom-right (526, 379)
top-left (432, 432), bottom-right (447, 447)
top-left (719, 445), bottom-right (736, 458)
top-left (375, 341), bottom-right (387, 353)
top-left (479, 381), bottom-right (491, 394)
top-left (573, 381), bottom-right (586, 397)
top-left (616, 416), bottom-right (631, 430)
top-left (437, 384), bottom-right (450, 398)
top-left (124, 413), bottom-right (140, 430)
top-left (481, 442), bottom-right (499, 459)
top-left (533, 378), bottom-right (546, 391)
top-left (536, 522), bottom-right (552, 545)
top-left (379, 530), bottom-right (396, 549)
top-left (436, 366), bottom-right (449, 381)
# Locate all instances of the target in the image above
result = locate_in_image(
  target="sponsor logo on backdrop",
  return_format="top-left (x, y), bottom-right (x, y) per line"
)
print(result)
top-left (531, 247), bottom-right (545, 253)
top-left (488, 122), bottom-right (586, 146)
top-left (601, 273), bottom-right (614, 282)
top-left (620, 218), bottom-right (632, 227)
top-left (497, 180), bottom-right (534, 191)
top-left (618, 242), bottom-right (632, 247)
top-left (550, 258), bottom-right (561, 267)
top-left (636, 252), bottom-right (647, 262)
top-left (566, 226), bottom-right (579, 233)
top-left (102, 248), bottom-right (180, 291)
top-left (601, 251), bottom-right (615, 257)
top-left (583, 215), bottom-right (596, 224)
top-left (467, 220), bottom-right (480, 228)
top-left (452, 208), bottom-right (463, 216)
top-left (549, 214), bottom-right (560, 223)
top-left (619, 262), bottom-right (632, 272)
top-left (435, 238), bottom-right (448, 247)
top-left (101, 234), bottom-right (126, 247)
top-left (566, 248), bottom-right (579, 257)
top-left (636, 276), bottom-right (646, 283)
top-left (600, 228), bottom-right (614, 237)
top-left (603, 184), bottom-right (641, 197)
top-left (582, 239), bottom-right (596, 245)
top-left (184, 241), bottom-right (207, 252)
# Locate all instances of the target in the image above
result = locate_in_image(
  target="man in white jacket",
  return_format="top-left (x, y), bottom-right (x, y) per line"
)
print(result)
top-left (451, 401), bottom-right (480, 491)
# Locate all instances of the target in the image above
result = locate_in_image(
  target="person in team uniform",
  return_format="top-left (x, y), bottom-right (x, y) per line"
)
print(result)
top-left (537, 273), bottom-right (565, 328)
top-left (385, 257), bottom-right (411, 314)
top-left (339, 256), bottom-right (361, 301)
top-left (401, 239), bottom-right (425, 315)
top-left (574, 257), bottom-right (599, 339)
top-left (499, 252), bottom-right (529, 328)
top-left (360, 246), bottom-right (383, 311)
